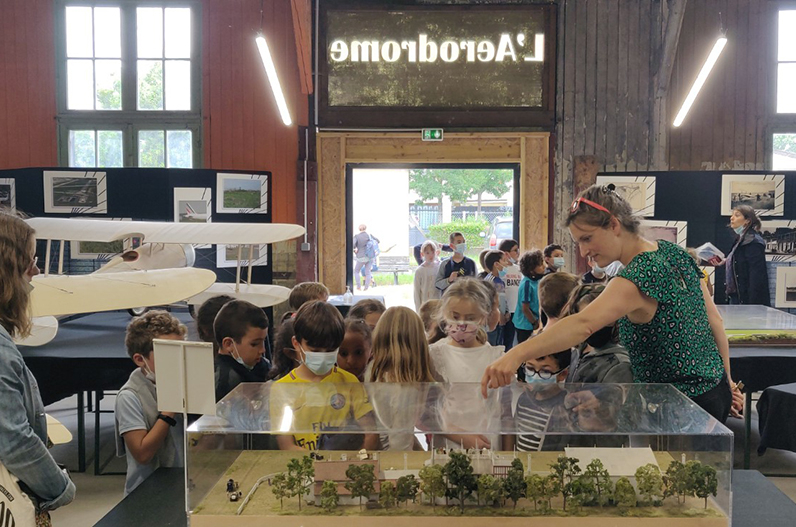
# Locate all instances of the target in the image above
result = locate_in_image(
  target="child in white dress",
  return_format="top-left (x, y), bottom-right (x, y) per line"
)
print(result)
top-left (414, 240), bottom-right (441, 311)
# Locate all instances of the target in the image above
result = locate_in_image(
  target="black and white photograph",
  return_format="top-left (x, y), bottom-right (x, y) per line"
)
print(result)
top-left (216, 173), bottom-right (269, 214)
top-left (595, 175), bottom-right (656, 216)
top-left (216, 243), bottom-right (268, 268)
top-left (43, 170), bottom-right (108, 214)
top-left (721, 174), bottom-right (784, 216)
top-left (761, 221), bottom-right (796, 262)
top-left (642, 220), bottom-right (687, 247)
top-left (0, 178), bottom-right (15, 211)
top-left (775, 266), bottom-right (796, 308)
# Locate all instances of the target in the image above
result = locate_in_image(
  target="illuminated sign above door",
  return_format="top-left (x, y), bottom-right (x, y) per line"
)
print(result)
top-left (318, 3), bottom-right (556, 128)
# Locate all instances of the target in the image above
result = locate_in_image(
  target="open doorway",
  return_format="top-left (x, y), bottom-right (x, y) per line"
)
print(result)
top-left (346, 164), bottom-right (520, 309)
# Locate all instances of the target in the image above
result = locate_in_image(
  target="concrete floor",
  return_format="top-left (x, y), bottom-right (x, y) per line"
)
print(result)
top-left (42, 385), bottom-right (796, 526)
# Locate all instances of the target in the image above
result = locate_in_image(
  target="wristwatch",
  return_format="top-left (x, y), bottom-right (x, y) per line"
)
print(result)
top-left (157, 413), bottom-right (177, 427)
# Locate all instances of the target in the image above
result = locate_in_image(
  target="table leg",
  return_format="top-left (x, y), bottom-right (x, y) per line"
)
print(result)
top-left (94, 390), bottom-right (102, 475)
top-left (744, 391), bottom-right (753, 470)
top-left (77, 391), bottom-right (85, 473)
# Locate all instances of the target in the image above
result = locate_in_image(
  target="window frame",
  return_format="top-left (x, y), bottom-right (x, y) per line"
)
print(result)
top-left (55, 0), bottom-right (202, 168)
top-left (768, 4), bottom-right (796, 169)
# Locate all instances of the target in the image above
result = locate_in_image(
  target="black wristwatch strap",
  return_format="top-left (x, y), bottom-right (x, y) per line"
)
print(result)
top-left (157, 413), bottom-right (177, 427)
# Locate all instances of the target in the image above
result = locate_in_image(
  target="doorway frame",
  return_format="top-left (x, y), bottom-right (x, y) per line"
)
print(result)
top-left (317, 132), bottom-right (551, 293)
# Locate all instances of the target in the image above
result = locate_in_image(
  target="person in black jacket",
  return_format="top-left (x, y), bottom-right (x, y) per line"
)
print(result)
top-left (725, 205), bottom-right (770, 306)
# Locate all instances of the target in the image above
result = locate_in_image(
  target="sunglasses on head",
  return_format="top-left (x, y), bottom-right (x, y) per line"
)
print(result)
top-left (570, 197), bottom-right (612, 215)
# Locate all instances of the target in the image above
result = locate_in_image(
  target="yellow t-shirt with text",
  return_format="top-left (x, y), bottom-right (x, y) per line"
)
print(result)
top-left (271, 366), bottom-right (372, 450)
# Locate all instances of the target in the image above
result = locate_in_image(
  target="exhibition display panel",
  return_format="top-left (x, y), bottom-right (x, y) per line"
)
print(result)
top-left (186, 382), bottom-right (732, 526)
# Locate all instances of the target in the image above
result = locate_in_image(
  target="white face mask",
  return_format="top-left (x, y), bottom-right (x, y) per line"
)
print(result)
top-left (454, 243), bottom-right (467, 255)
top-left (142, 357), bottom-right (156, 383)
top-left (232, 342), bottom-right (255, 371)
top-left (299, 344), bottom-right (338, 376)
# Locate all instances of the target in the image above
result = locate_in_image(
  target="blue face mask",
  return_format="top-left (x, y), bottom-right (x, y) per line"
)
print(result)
top-left (299, 344), bottom-right (338, 376)
top-left (553, 256), bottom-right (565, 269)
top-left (232, 342), bottom-right (255, 371)
top-left (525, 372), bottom-right (558, 385)
top-left (733, 225), bottom-right (745, 235)
top-left (498, 268), bottom-right (507, 278)
top-left (454, 243), bottom-right (468, 255)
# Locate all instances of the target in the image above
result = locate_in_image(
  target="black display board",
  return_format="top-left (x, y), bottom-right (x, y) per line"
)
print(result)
top-left (0, 167), bottom-right (274, 288)
top-left (599, 170), bottom-right (796, 305)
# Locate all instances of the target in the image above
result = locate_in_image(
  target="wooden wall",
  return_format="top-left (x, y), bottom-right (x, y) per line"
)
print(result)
top-left (0, 0), bottom-right (307, 225)
top-left (0, 0), bottom-right (58, 168)
top-left (202, 0), bottom-right (308, 224)
top-left (667, 0), bottom-right (772, 171)
top-left (554, 0), bottom-right (776, 253)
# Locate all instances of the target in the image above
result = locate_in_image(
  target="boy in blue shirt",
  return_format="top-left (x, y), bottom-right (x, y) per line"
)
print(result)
top-left (512, 249), bottom-right (545, 344)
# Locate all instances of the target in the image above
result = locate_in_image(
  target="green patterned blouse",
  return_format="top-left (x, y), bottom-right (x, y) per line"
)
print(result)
top-left (617, 240), bottom-right (724, 398)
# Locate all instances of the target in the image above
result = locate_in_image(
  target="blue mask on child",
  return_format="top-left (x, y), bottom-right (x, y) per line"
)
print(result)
top-left (300, 345), bottom-right (338, 376)
top-left (498, 269), bottom-right (507, 278)
top-left (232, 343), bottom-right (254, 371)
top-left (553, 256), bottom-right (565, 269)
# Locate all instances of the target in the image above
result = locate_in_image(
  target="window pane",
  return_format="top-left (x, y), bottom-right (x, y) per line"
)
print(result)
top-left (139, 130), bottom-right (165, 167)
top-left (137, 7), bottom-right (163, 58)
top-left (66, 6), bottom-right (93, 57)
top-left (138, 60), bottom-right (164, 110)
top-left (98, 131), bottom-right (123, 167)
top-left (777, 63), bottom-right (796, 113)
top-left (94, 7), bottom-right (121, 58)
top-left (773, 133), bottom-right (796, 170)
top-left (95, 60), bottom-right (122, 110)
top-left (166, 131), bottom-right (192, 168)
top-left (165, 8), bottom-right (191, 59)
top-left (67, 59), bottom-right (95, 110)
top-left (69, 130), bottom-right (96, 167)
top-left (779, 10), bottom-right (796, 62)
top-left (165, 60), bottom-right (191, 110)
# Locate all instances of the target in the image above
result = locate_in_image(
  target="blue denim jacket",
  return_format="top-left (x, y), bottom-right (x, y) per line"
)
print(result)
top-left (0, 326), bottom-right (75, 511)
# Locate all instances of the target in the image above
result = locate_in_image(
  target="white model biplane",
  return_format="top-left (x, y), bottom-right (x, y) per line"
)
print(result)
top-left (21, 217), bottom-right (304, 346)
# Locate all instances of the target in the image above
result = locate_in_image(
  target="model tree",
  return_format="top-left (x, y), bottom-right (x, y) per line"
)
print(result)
top-left (444, 451), bottom-right (478, 513)
top-left (614, 477), bottom-right (637, 508)
top-left (345, 464), bottom-right (376, 511)
top-left (271, 472), bottom-right (290, 510)
top-left (542, 475), bottom-right (561, 511)
top-left (567, 477), bottom-right (595, 512)
top-left (476, 474), bottom-right (504, 507)
top-left (549, 456), bottom-right (581, 511)
top-left (583, 459), bottom-right (613, 507)
top-left (663, 460), bottom-right (689, 504)
top-left (286, 456), bottom-right (314, 511)
top-left (396, 474), bottom-right (420, 506)
top-left (524, 474), bottom-right (545, 511)
top-left (689, 462), bottom-right (718, 509)
top-left (503, 458), bottom-right (526, 509)
top-left (379, 481), bottom-right (397, 509)
top-left (419, 465), bottom-right (446, 508)
top-left (320, 480), bottom-right (339, 512)
top-left (635, 464), bottom-right (664, 505)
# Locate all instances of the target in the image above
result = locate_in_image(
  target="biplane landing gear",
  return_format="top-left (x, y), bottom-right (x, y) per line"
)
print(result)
top-left (128, 307), bottom-right (149, 317)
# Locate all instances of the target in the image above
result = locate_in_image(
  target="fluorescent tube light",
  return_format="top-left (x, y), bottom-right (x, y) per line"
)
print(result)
top-left (673, 37), bottom-right (727, 127)
top-left (255, 34), bottom-right (292, 126)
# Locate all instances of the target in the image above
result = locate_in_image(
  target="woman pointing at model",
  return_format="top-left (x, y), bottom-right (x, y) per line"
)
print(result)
top-left (481, 184), bottom-right (742, 422)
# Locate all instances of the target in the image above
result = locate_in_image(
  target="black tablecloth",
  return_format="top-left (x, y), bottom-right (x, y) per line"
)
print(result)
top-left (757, 382), bottom-right (796, 455)
top-left (328, 294), bottom-right (386, 317)
top-left (729, 347), bottom-right (796, 393)
top-left (21, 311), bottom-right (195, 406)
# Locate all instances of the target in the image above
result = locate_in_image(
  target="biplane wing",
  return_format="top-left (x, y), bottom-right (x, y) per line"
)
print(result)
top-left (14, 316), bottom-right (59, 347)
top-left (25, 218), bottom-right (305, 245)
top-left (30, 268), bottom-right (216, 317)
top-left (186, 283), bottom-right (290, 308)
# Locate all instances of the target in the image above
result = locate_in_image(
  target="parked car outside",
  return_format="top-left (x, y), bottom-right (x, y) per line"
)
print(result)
top-left (485, 217), bottom-right (514, 250)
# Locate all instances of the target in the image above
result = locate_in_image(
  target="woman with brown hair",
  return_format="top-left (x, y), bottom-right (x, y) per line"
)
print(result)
top-left (725, 205), bottom-right (770, 306)
top-left (0, 209), bottom-right (75, 519)
top-left (481, 184), bottom-right (743, 422)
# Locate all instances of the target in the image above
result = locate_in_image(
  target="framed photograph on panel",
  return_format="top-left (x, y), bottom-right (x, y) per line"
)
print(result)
top-left (775, 266), bottom-right (796, 308)
top-left (216, 173), bottom-right (268, 214)
top-left (174, 187), bottom-right (212, 224)
top-left (595, 175), bottom-right (656, 217)
top-left (216, 244), bottom-right (268, 268)
top-left (721, 174), bottom-right (784, 216)
top-left (0, 178), bottom-right (16, 212)
top-left (43, 171), bottom-right (108, 214)
top-left (760, 221), bottom-right (796, 262)
top-left (642, 220), bottom-right (687, 247)
top-left (69, 217), bottom-right (133, 259)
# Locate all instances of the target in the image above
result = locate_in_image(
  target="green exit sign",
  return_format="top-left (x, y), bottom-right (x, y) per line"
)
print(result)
top-left (422, 128), bottom-right (444, 141)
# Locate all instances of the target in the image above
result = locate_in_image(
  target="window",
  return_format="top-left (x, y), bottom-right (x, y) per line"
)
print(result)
top-left (57, 2), bottom-right (200, 168)
top-left (772, 10), bottom-right (796, 169)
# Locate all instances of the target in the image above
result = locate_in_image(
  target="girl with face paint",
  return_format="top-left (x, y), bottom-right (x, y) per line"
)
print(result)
top-left (428, 278), bottom-right (509, 451)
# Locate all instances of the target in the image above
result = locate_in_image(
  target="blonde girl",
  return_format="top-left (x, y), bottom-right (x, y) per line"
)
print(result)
top-left (366, 306), bottom-right (435, 383)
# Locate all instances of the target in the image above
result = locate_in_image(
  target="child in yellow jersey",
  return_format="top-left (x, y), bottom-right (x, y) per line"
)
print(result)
top-left (272, 301), bottom-right (379, 451)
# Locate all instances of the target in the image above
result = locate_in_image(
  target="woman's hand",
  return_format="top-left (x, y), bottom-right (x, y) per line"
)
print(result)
top-left (729, 380), bottom-right (744, 418)
top-left (481, 351), bottom-right (523, 397)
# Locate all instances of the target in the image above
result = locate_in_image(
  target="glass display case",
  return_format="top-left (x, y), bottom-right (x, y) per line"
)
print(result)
top-left (186, 382), bottom-right (732, 526)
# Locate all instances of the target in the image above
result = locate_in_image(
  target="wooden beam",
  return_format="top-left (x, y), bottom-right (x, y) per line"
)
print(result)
top-left (650, 0), bottom-right (688, 170)
top-left (290, 0), bottom-right (313, 95)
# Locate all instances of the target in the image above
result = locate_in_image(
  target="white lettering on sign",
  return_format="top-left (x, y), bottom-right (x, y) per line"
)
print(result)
top-left (329, 33), bottom-right (544, 64)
